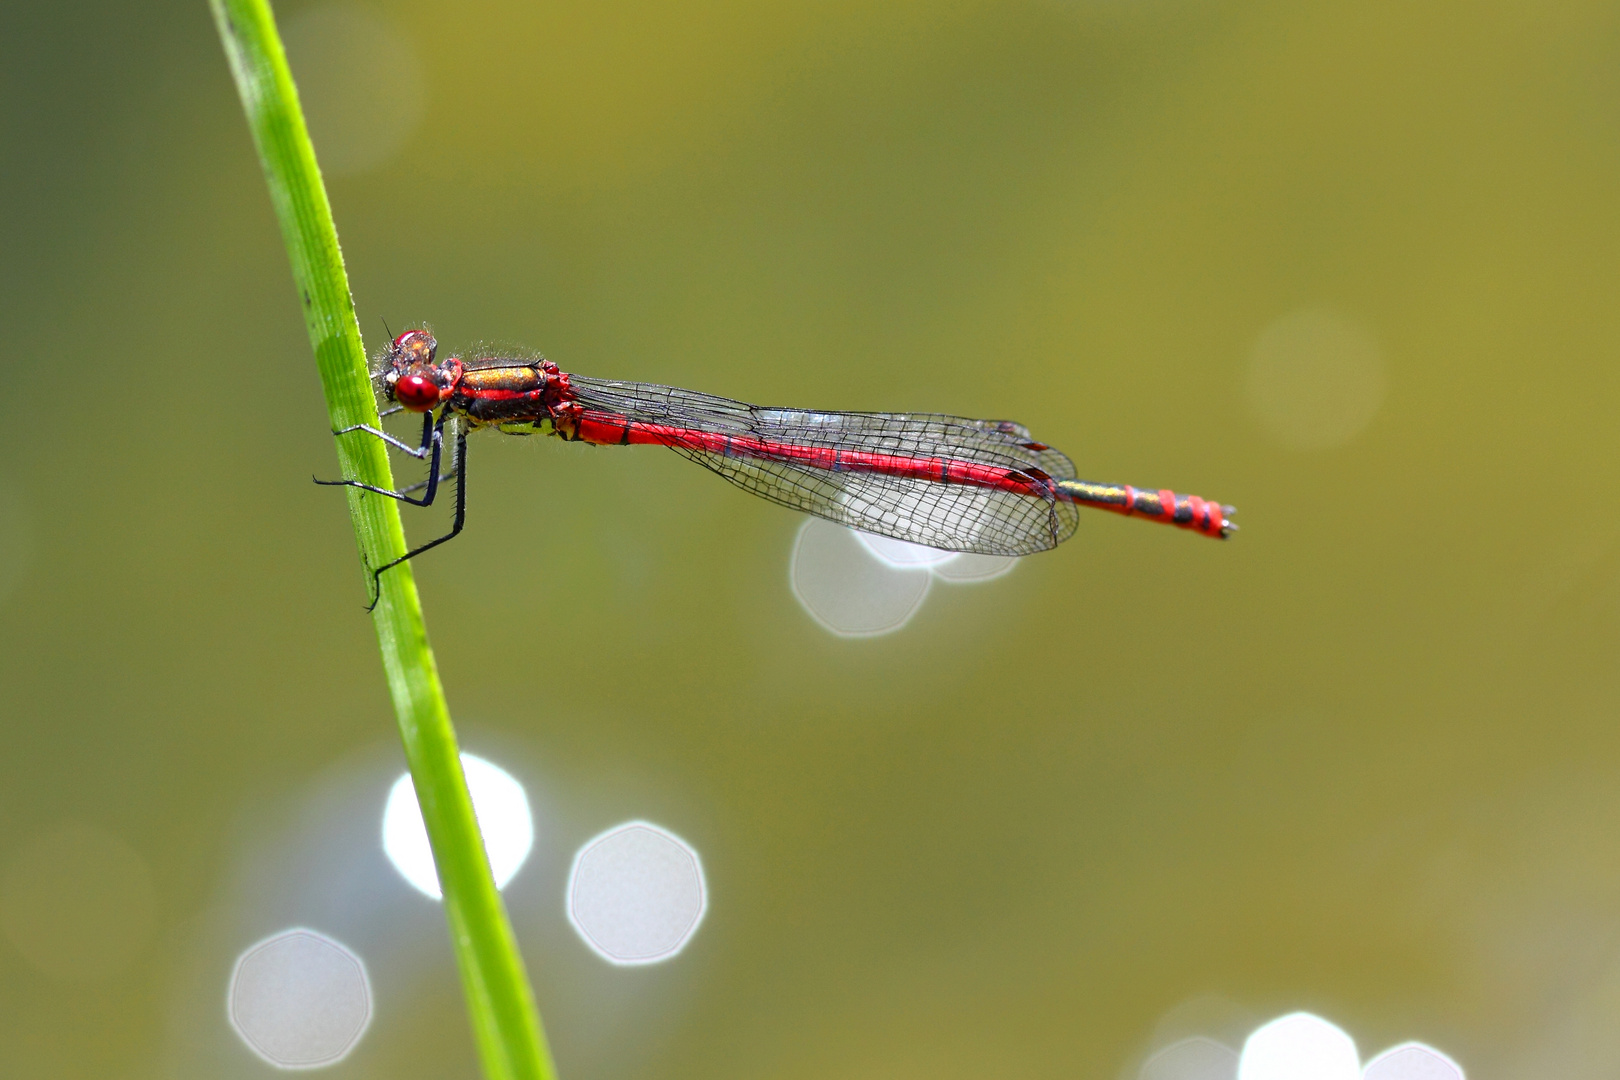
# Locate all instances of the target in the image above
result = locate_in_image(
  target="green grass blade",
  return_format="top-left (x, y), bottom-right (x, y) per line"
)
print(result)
top-left (207, 3), bottom-right (556, 1077)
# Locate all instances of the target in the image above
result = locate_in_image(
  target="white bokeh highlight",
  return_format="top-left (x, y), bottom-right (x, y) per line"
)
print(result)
top-left (1239, 1013), bottom-right (1360, 1080)
top-left (1362, 1042), bottom-right (1465, 1080)
top-left (792, 519), bottom-right (1019, 636)
top-left (856, 530), bottom-right (960, 568)
top-left (930, 551), bottom-right (1017, 583)
top-left (228, 929), bottom-right (371, 1069)
top-left (854, 531), bottom-right (1019, 583)
top-left (1141, 1036), bottom-right (1239, 1080)
top-left (791, 518), bottom-right (932, 636)
top-left (567, 821), bottom-right (706, 965)
top-left (382, 754), bottom-right (533, 900)
top-left (1246, 307), bottom-right (1385, 449)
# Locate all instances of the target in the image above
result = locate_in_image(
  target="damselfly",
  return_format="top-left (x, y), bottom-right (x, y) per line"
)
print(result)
top-left (320, 331), bottom-right (1235, 608)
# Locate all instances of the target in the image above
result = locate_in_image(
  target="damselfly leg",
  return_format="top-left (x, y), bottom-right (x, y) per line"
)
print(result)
top-left (315, 410), bottom-right (447, 505)
top-left (315, 410), bottom-right (470, 609)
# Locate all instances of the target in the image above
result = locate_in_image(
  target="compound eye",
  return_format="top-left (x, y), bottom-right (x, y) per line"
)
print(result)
top-left (394, 373), bottom-right (441, 412)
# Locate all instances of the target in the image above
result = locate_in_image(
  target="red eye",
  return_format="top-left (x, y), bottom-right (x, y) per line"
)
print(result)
top-left (394, 373), bottom-right (440, 411)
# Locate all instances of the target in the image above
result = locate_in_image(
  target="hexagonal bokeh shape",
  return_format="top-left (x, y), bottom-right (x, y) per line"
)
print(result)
top-left (1140, 1036), bottom-right (1239, 1080)
top-left (790, 518), bottom-right (931, 637)
top-left (1239, 1013), bottom-right (1359, 1080)
top-left (1362, 1042), bottom-right (1465, 1080)
top-left (382, 753), bottom-right (534, 900)
top-left (567, 821), bottom-right (706, 965)
top-left (228, 928), bottom-right (371, 1069)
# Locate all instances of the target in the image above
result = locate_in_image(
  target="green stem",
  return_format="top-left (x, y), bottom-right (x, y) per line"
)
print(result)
top-left (207, 3), bottom-right (555, 1077)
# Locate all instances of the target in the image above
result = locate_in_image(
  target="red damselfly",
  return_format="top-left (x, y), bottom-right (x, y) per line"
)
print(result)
top-left (319, 331), bottom-right (1235, 608)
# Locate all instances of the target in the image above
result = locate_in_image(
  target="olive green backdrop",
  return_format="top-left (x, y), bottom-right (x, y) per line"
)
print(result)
top-left (4, 0), bottom-right (1620, 1076)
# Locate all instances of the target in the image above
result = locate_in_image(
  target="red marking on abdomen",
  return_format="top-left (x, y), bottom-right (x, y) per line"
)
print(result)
top-left (573, 412), bottom-right (1051, 496)
top-left (1058, 481), bottom-right (1229, 538)
top-left (574, 413), bottom-right (633, 445)
top-left (1191, 496), bottom-right (1221, 534)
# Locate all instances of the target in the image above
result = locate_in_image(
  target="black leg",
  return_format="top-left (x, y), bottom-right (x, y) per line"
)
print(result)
top-left (395, 427), bottom-right (466, 495)
top-left (315, 411), bottom-right (446, 507)
top-left (396, 469), bottom-right (454, 496)
top-left (363, 426), bottom-right (469, 612)
top-left (395, 421), bottom-right (459, 495)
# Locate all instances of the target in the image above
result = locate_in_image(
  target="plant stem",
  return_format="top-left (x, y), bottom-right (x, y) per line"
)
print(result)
top-left (208, 3), bottom-right (555, 1077)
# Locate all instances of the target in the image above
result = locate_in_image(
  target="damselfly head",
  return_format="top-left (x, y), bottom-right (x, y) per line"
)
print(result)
top-left (391, 329), bottom-right (437, 367)
top-left (382, 329), bottom-right (447, 412)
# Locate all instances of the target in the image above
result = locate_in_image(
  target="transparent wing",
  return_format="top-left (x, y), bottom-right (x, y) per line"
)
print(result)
top-left (569, 376), bottom-right (1079, 556)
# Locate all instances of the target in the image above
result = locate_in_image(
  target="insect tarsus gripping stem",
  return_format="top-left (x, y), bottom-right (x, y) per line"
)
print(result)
top-left (360, 425), bottom-right (469, 611)
top-left (314, 410), bottom-right (467, 610)
top-left (314, 411), bottom-right (445, 505)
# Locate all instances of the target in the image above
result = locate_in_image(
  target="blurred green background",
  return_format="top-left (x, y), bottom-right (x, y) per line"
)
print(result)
top-left (6, 0), bottom-right (1620, 1076)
